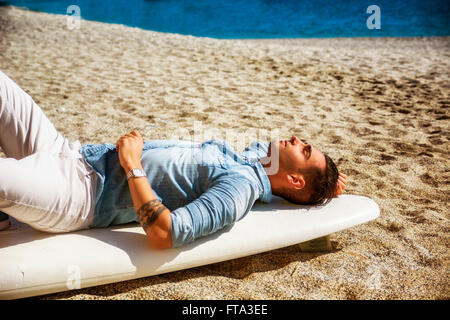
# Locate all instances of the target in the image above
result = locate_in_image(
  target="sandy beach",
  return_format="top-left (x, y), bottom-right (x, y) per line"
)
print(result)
top-left (0, 6), bottom-right (449, 299)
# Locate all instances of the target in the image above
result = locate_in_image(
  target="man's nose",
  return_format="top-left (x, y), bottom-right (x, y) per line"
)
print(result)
top-left (291, 136), bottom-right (303, 145)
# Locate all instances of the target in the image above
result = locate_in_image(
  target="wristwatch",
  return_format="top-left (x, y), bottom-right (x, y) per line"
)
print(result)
top-left (126, 168), bottom-right (147, 180)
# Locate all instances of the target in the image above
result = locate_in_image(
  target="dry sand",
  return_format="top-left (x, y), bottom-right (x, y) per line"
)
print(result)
top-left (0, 6), bottom-right (449, 299)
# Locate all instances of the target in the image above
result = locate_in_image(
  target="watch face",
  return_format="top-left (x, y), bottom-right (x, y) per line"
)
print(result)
top-left (127, 168), bottom-right (146, 179)
top-left (133, 169), bottom-right (145, 177)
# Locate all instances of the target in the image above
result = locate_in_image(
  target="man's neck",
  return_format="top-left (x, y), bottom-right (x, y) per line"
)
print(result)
top-left (261, 157), bottom-right (281, 196)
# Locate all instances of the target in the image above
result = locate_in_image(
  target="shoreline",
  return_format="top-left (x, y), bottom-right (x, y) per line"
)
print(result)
top-left (1, 6), bottom-right (449, 300)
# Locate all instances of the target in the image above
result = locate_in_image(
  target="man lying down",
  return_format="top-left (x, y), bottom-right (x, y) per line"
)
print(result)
top-left (0, 69), bottom-right (347, 249)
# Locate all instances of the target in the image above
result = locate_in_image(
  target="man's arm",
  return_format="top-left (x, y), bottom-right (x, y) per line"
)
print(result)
top-left (116, 130), bottom-right (172, 249)
top-left (170, 176), bottom-right (259, 247)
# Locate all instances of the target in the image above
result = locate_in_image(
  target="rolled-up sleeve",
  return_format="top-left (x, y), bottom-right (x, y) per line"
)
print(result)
top-left (170, 177), bottom-right (260, 247)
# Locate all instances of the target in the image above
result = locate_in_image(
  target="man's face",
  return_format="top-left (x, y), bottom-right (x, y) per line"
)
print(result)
top-left (276, 136), bottom-right (326, 175)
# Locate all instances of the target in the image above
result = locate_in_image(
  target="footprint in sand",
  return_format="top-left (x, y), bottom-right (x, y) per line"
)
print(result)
top-left (419, 173), bottom-right (439, 187)
top-left (380, 154), bottom-right (396, 161)
top-left (400, 209), bottom-right (428, 224)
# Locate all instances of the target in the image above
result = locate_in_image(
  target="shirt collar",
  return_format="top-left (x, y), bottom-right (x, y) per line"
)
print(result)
top-left (254, 161), bottom-right (272, 203)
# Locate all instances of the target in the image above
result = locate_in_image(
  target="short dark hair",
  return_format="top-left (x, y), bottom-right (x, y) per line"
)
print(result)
top-left (280, 154), bottom-right (339, 206)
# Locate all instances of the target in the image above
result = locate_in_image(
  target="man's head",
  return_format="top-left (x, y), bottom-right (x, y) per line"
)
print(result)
top-left (264, 136), bottom-right (339, 206)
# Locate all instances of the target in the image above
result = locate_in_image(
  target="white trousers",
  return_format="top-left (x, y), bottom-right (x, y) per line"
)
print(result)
top-left (0, 70), bottom-right (97, 233)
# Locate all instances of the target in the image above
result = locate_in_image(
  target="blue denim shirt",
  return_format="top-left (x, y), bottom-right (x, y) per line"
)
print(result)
top-left (80, 140), bottom-right (272, 247)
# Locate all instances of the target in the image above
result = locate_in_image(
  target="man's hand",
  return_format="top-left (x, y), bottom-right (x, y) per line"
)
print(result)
top-left (117, 130), bottom-right (172, 249)
top-left (116, 130), bottom-right (144, 173)
top-left (335, 172), bottom-right (347, 197)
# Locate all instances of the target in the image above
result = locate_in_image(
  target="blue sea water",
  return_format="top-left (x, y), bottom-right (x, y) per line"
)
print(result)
top-left (1, 0), bottom-right (449, 38)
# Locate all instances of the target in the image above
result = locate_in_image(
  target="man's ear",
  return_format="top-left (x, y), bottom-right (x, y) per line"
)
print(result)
top-left (288, 174), bottom-right (305, 190)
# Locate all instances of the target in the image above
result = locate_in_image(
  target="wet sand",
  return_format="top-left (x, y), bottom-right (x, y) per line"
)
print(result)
top-left (0, 6), bottom-right (449, 299)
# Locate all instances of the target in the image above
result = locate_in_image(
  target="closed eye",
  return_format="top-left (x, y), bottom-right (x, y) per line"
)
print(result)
top-left (304, 145), bottom-right (311, 159)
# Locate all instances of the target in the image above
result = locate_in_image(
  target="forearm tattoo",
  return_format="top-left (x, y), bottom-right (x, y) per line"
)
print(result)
top-left (137, 199), bottom-right (168, 232)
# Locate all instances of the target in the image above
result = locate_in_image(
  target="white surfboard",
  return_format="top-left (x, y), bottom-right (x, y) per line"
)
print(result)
top-left (0, 194), bottom-right (379, 299)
